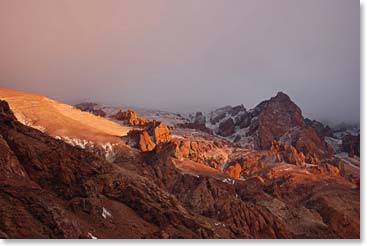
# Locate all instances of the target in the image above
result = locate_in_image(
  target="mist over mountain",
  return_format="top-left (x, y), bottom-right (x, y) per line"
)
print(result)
top-left (0, 0), bottom-right (359, 124)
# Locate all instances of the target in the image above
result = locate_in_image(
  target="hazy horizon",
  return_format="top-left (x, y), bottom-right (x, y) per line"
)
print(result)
top-left (0, 0), bottom-right (360, 124)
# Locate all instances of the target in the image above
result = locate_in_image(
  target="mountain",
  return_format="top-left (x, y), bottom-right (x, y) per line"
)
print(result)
top-left (0, 87), bottom-right (130, 145)
top-left (0, 100), bottom-right (236, 238)
top-left (0, 88), bottom-right (360, 239)
top-left (187, 92), bottom-right (335, 161)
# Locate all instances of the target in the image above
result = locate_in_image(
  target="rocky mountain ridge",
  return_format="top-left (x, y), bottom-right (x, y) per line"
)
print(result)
top-left (0, 88), bottom-right (360, 238)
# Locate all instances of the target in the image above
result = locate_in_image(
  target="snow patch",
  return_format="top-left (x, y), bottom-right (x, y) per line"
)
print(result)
top-left (61, 136), bottom-right (92, 149)
top-left (102, 207), bottom-right (112, 219)
top-left (88, 232), bottom-right (98, 239)
top-left (54, 136), bottom-right (117, 162)
top-left (171, 134), bottom-right (185, 139)
top-left (222, 178), bottom-right (235, 185)
top-left (325, 137), bottom-right (342, 153)
top-left (214, 222), bottom-right (226, 227)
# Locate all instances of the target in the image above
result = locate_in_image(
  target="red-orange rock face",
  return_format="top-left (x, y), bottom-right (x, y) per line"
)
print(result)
top-left (119, 109), bottom-right (171, 152)
top-left (225, 163), bottom-right (242, 179)
top-left (307, 163), bottom-right (340, 177)
top-left (113, 109), bottom-right (148, 126)
top-left (125, 130), bottom-right (156, 152)
top-left (150, 121), bottom-right (170, 144)
top-left (138, 131), bottom-right (156, 152)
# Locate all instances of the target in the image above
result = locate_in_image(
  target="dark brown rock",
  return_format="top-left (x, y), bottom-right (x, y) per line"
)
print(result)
top-left (217, 118), bottom-right (235, 137)
top-left (342, 134), bottom-right (360, 157)
top-left (256, 92), bottom-right (304, 150)
top-left (75, 102), bottom-right (106, 117)
top-left (304, 118), bottom-right (333, 138)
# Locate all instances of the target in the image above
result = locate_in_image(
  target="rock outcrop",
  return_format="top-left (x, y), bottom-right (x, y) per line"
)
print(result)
top-left (217, 118), bottom-right (235, 137)
top-left (149, 121), bottom-right (170, 144)
top-left (342, 134), bottom-right (360, 157)
top-left (113, 109), bottom-right (148, 126)
top-left (126, 130), bottom-right (156, 152)
top-left (75, 102), bottom-right (106, 117)
top-left (121, 111), bottom-right (171, 152)
top-left (304, 118), bottom-right (333, 138)
top-left (225, 163), bottom-right (242, 179)
top-left (177, 112), bottom-right (211, 133)
top-left (270, 141), bottom-right (306, 166)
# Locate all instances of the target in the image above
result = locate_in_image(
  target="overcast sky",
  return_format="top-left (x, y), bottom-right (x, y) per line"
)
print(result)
top-left (0, 0), bottom-right (359, 123)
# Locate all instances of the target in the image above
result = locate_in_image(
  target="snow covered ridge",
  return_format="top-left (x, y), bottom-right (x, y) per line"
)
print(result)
top-left (75, 102), bottom-right (188, 127)
top-left (54, 136), bottom-right (118, 162)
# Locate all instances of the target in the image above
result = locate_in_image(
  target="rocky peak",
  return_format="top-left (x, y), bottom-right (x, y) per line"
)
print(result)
top-left (254, 92), bottom-right (304, 149)
top-left (187, 92), bottom-right (332, 160)
top-left (274, 91), bottom-right (291, 101)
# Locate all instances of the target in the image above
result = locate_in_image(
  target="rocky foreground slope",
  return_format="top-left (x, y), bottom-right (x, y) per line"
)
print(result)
top-left (0, 89), bottom-right (360, 239)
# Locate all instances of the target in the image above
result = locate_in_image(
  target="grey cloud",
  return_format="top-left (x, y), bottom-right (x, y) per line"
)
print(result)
top-left (0, 0), bottom-right (359, 123)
